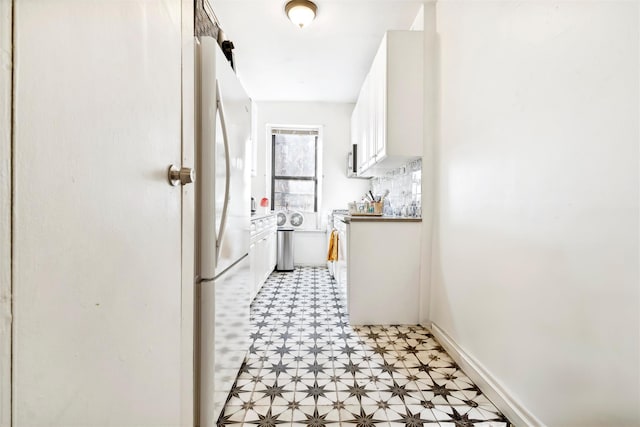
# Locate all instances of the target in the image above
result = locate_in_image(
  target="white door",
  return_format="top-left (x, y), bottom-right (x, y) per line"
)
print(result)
top-left (12, 1), bottom-right (191, 425)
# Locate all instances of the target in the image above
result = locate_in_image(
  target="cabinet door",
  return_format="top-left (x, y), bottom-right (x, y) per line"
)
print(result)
top-left (269, 231), bottom-right (277, 271)
top-left (368, 68), bottom-right (378, 165)
top-left (260, 237), bottom-right (270, 283)
top-left (355, 87), bottom-right (367, 174)
top-left (362, 76), bottom-right (373, 170)
top-left (371, 41), bottom-right (387, 160)
top-left (350, 102), bottom-right (358, 166)
top-left (336, 226), bottom-right (348, 288)
top-left (249, 242), bottom-right (257, 299)
top-left (385, 31), bottom-right (423, 159)
top-left (254, 239), bottom-right (261, 291)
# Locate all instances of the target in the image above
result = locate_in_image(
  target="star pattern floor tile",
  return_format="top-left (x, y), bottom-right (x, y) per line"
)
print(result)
top-left (218, 267), bottom-right (512, 427)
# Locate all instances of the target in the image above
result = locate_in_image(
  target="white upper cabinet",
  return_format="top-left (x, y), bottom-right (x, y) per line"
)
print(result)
top-left (351, 31), bottom-right (423, 176)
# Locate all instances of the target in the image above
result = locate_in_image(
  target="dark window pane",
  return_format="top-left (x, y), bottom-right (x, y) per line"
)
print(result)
top-left (273, 134), bottom-right (316, 177)
top-left (273, 179), bottom-right (315, 212)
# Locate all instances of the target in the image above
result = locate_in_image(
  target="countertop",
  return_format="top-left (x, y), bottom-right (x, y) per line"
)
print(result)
top-left (250, 212), bottom-right (276, 221)
top-left (335, 214), bottom-right (422, 223)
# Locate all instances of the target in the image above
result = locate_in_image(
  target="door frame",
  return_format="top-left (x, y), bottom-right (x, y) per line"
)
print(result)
top-left (0, 0), bottom-right (12, 425)
top-left (180, 0), bottom-right (196, 424)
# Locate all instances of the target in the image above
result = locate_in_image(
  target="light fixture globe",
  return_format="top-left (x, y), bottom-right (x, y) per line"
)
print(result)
top-left (285, 0), bottom-right (317, 29)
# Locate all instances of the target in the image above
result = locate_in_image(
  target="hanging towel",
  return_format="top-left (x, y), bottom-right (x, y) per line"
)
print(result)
top-left (327, 230), bottom-right (339, 261)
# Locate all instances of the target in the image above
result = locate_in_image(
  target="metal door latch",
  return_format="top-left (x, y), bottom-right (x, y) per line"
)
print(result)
top-left (168, 165), bottom-right (195, 186)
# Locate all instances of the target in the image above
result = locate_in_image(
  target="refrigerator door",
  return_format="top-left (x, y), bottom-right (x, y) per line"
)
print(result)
top-left (199, 255), bottom-right (250, 426)
top-left (199, 37), bottom-right (251, 279)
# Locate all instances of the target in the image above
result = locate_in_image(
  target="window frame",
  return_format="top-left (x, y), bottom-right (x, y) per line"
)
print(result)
top-left (270, 132), bottom-right (319, 213)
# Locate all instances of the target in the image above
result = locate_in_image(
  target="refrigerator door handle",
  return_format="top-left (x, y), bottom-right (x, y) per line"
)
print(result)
top-left (215, 79), bottom-right (231, 267)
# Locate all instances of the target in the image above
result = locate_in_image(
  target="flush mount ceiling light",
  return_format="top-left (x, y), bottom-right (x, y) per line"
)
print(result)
top-left (285, 0), bottom-right (317, 29)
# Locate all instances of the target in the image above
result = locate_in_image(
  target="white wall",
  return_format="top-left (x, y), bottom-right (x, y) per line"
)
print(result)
top-left (293, 230), bottom-right (328, 266)
top-left (430, 1), bottom-right (639, 426)
top-left (418, 3), bottom-right (436, 324)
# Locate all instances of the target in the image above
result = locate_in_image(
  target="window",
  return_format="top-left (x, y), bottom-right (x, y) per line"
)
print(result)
top-left (271, 128), bottom-right (319, 212)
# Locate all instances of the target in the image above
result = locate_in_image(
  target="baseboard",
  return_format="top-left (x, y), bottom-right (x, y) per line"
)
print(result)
top-left (430, 323), bottom-right (546, 427)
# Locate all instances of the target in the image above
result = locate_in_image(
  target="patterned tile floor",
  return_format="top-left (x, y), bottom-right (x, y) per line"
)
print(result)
top-left (218, 267), bottom-right (511, 426)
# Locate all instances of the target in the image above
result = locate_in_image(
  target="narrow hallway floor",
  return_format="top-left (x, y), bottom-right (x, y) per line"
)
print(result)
top-left (218, 267), bottom-right (511, 426)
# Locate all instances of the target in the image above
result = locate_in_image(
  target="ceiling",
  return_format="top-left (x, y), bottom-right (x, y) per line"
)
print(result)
top-left (210, 0), bottom-right (424, 103)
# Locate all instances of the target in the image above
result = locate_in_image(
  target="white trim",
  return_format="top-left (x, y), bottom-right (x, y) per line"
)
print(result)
top-left (0, 0), bottom-right (12, 424)
top-left (266, 123), bottom-right (324, 214)
top-left (180, 0), bottom-right (196, 424)
top-left (431, 323), bottom-right (546, 427)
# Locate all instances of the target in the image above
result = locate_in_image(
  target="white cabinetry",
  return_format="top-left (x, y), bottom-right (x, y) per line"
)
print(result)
top-left (268, 230), bottom-right (277, 270)
top-left (346, 218), bottom-right (422, 324)
top-left (250, 214), bottom-right (277, 300)
top-left (351, 31), bottom-right (423, 176)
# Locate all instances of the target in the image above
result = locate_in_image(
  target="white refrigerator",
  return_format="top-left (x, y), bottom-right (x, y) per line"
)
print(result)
top-left (196, 37), bottom-right (252, 427)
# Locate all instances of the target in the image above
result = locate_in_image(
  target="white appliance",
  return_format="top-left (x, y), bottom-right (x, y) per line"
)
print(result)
top-left (326, 213), bottom-right (336, 278)
top-left (276, 210), bottom-right (305, 228)
top-left (327, 210), bottom-right (349, 279)
top-left (196, 37), bottom-right (252, 427)
top-left (334, 214), bottom-right (349, 289)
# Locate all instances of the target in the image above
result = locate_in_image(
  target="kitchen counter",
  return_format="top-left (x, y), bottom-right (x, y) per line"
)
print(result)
top-left (346, 215), bottom-right (422, 223)
top-left (337, 215), bottom-right (422, 223)
top-left (250, 212), bottom-right (276, 221)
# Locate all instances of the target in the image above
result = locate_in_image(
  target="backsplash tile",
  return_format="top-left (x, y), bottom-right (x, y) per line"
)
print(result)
top-left (371, 159), bottom-right (422, 217)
